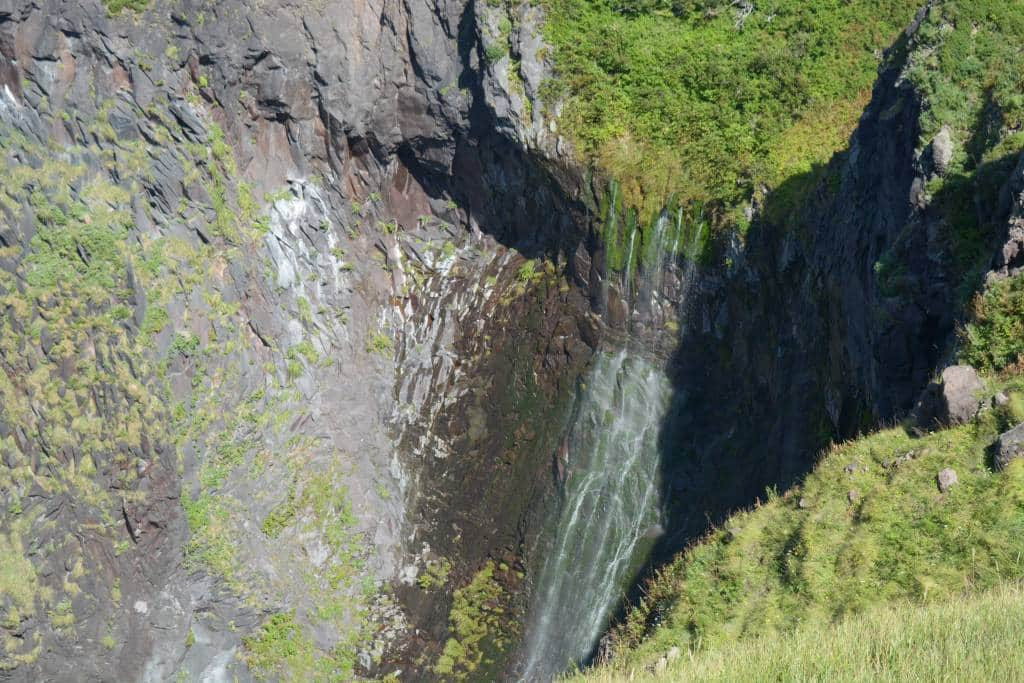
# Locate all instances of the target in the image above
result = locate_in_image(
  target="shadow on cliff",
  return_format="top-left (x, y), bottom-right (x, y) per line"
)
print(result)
top-left (648, 162), bottom-right (844, 566)
top-left (395, 1), bottom-right (593, 268)
top-left (645, 145), bottom-right (1024, 592)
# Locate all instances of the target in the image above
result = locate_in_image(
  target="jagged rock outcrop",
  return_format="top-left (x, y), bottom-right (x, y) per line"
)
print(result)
top-left (995, 423), bottom-right (1024, 471)
top-left (914, 365), bottom-right (986, 429)
top-left (0, 1), bottom-right (597, 680)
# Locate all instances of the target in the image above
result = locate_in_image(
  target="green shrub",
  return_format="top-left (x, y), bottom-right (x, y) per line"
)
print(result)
top-left (243, 612), bottom-right (316, 681)
top-left (418, 557), bottom-right (453, 591)
top-left (103, 0), bottom-right (151, 15)
top-left (962, 274), bottom-right (1024, 371)
top-left (367, 332), bottom-right (394, 356)
top-left (170, 332), bottom-right (201, 357)
top-left (540, 0), bottom-right (921, 215)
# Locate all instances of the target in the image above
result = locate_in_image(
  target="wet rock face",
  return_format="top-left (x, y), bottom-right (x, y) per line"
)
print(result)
top-left (0, 0), bottom-right (594, 680)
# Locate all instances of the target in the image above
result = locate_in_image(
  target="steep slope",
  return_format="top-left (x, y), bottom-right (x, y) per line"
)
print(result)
top-left (584, 582), bottom-right (1024, 682)
top-left (0, 1), bottom-right (598, 680)
top-left (570, 1), bottom-right (1024, 676)
top-left (653, 0), bottom-right (1024, 552)
top-left (4, 0), bottom-right (1024, 681)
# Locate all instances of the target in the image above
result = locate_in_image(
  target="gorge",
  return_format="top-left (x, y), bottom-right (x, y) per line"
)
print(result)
top-left (1, 1), bottom-right (1024, 682)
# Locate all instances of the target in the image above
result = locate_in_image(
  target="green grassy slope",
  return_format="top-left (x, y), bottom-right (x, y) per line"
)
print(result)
top-left (579, 582), bottom-right (1024, 682)
top-left (601, 383), bottom-right (1024, 666)
top-left (539, 0), bottom-right (922, 217)
top-left (579, 248), bottom-right (1024, 669)
top-left (539, 0), bottom-right (1024, 230)
top-left (563, 370), bottom-right (1024, 678)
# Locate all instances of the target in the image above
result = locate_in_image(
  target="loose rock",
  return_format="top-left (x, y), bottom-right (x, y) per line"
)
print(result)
top-left (937, 468), bottom-right (958, 493)
top-left (914, 365), bottom-right (985, 429)
top-left (931, 125), bottom-right (954, 176)
top-left (995, 422), bottom-right (1024, 471)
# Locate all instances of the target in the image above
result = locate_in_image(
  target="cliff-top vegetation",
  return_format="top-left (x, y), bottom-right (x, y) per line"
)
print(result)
top-left (540, 0), bottom-right (922, 220)
top-left (541, 0), bottom-right (1024, 234)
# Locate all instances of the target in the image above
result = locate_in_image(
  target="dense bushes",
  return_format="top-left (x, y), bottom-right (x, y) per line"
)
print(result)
top-left (962, 275), bottom-right (1024, 372)
top-left (540, 0), bottom-right (920, 217)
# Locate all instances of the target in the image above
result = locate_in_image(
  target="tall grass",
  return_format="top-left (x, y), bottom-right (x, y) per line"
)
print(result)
top-left (577, 582), bottom-right (1024, 682)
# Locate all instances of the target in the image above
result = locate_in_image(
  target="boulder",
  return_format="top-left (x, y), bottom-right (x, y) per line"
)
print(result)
top-left (931, 126), bottom-right (954, 176)
top-left (914, 365), bottom-right (985, 429)
top-left (995, 422), bottom-right (1024, 470)
top-left (937, 468), bottom-right (958, 493)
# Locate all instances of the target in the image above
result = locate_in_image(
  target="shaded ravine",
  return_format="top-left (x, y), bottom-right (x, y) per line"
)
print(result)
top-left (519, 350), bottom-right (672, 680)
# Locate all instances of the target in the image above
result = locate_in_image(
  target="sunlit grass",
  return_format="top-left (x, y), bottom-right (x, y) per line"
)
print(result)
top-left (577, 582), bottom-right (1024, 682)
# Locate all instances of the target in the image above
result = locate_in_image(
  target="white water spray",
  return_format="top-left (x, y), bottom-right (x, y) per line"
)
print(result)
top-left (519, 351), bottom-right (672, 680)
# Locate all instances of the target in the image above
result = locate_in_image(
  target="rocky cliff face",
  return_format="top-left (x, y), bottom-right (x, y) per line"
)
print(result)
top-left (2, 1), bottom-right (1017, 681)
top-left (0, 1), bottom-right (597, 680)
top-left (653, 12), bottom-right (1024, 555)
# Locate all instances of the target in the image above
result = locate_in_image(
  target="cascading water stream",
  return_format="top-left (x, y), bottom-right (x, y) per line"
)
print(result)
top-left (519, 351), bottom-right (672, 681)
top-left (518, 199), bottom-right (706, 681)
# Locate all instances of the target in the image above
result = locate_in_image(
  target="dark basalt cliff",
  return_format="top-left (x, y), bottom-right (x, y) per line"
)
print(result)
top-left (0, 1), bottom-right (1018, 681)
top-left (654, 20), bottom-right (1023, 555)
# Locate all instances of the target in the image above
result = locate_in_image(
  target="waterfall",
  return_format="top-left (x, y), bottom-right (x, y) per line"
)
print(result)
top-left (518, 351), bottom-right (672, 680)
top-left (518, 198), bottom-right (705, 681)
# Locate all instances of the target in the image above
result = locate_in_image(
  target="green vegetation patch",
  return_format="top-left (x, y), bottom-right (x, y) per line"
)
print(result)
top-left (243, 612), bottom-right (318, 680)
top-left (366, 331), bottom-right (394, 357)
top-left (418, 557), bottom-right (454, 591)
top-left (901, 4), bottom-right (1024, 289)
top-left (434, 561), bottom-right (514, 680)
top-left (962, 273), bottom-right (1024, 372)
top-left (0, 531), bottom-right (42, 629)
top-left (581, 582), bottom-right (1024, 682)
top-left (606, 380), bottom-right (1024, 669)
top-left (102, 0), bottom-right (151, 15)
top-left (540, 0), bottom-right (921, 217)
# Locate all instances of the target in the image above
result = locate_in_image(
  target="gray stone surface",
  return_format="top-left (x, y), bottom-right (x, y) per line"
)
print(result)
top-left (0, 0), bottom-right (594, 680)
top-left (937, 468), bottom-right (959, 493)
top-left (931, 125), bottom-right (954, 176)
top-left (915, 366), bottom-right (986, 429)
top-left (995, 422), bottom-right (1024, 471)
